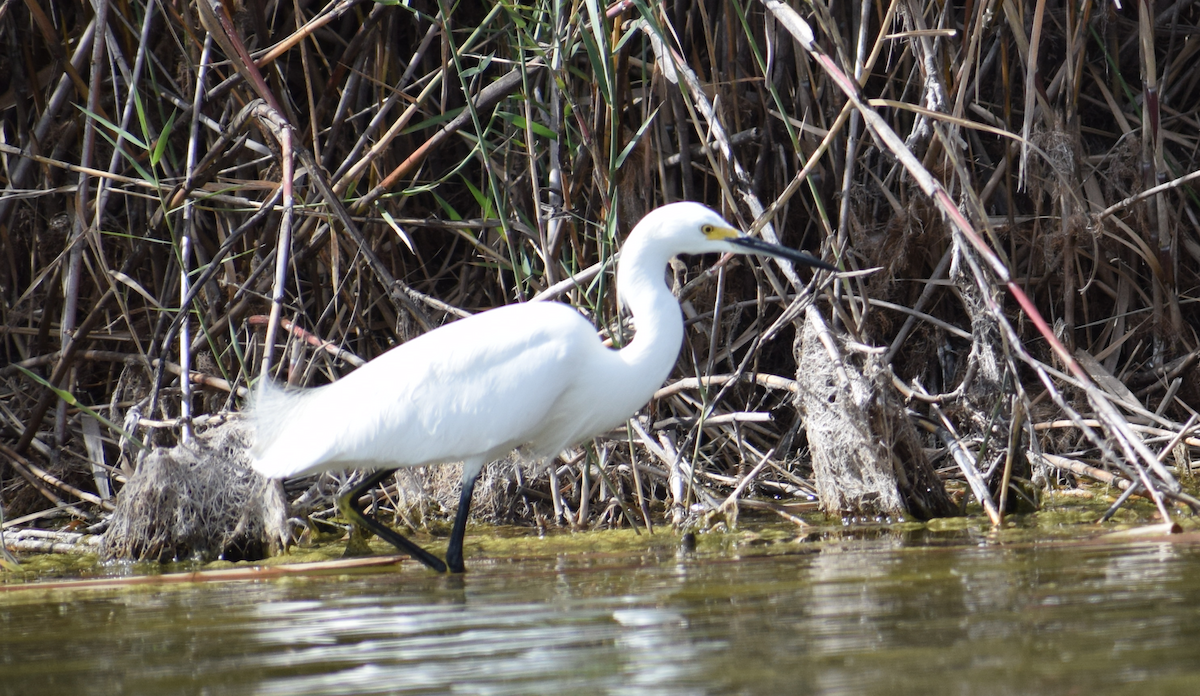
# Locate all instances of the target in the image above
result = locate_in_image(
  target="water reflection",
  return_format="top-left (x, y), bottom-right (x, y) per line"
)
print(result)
top-left (249, 568), bottom-right (714, 696)
top-left (4, 535), bottom-right (1200, 695)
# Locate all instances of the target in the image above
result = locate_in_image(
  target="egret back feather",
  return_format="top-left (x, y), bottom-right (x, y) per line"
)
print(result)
top-left (251, 302), bottom-right (609, 478)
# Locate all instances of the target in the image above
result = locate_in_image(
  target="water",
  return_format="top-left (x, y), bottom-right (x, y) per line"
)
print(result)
top-left (4, 529), bottom-right (1200, 695)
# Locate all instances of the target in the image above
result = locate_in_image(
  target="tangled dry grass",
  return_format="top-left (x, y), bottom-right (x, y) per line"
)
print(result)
top-left (2, 0), bottom-right (1199, 560)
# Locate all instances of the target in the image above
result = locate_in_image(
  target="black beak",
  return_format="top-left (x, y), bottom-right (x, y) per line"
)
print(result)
top-left (728, 236), bottom-right (837, 271)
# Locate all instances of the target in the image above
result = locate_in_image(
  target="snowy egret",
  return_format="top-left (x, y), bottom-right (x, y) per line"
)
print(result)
top-left (250, 202), bottom-right (834, 572)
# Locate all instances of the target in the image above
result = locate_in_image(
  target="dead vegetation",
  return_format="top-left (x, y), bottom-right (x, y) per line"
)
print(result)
top-left (2, 0), bottom-right (1199, 563)
top-left (99, 419), bottom-right (287, 562)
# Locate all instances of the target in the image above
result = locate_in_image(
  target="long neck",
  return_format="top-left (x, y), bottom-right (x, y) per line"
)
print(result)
top-left (614, 236), bottom-right (684, 387)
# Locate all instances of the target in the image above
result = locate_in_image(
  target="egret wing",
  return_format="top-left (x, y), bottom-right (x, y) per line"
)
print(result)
top-left (251, 303), bottom-right (599, 478)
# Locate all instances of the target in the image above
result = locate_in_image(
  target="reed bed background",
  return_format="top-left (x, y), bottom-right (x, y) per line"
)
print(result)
top-left (2, 0), bottom-right (1199, 554)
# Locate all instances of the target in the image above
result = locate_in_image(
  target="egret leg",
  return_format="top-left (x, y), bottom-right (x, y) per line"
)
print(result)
top-left (445, 458), bottom-right (485, 573)
top-left (338, 469), bottom-right (448, 573)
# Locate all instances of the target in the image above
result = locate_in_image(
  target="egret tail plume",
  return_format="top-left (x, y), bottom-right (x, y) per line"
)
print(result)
top-left (250, 380), bottom-right (313, 464)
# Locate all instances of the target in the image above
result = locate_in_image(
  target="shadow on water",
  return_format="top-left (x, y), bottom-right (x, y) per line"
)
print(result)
top-left (4, 526), bottom-right (1200, 695)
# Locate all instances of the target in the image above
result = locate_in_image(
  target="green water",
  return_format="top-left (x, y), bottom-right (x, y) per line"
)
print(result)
top-left (4, 528), bottom-right (1200, 695)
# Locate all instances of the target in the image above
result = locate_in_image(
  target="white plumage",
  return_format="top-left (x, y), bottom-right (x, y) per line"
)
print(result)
top-left (251, 202), bottom-right (833, 572)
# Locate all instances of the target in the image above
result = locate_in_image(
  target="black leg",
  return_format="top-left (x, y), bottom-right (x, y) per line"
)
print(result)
top-left (338, 468), bottom-right (448, 573)
top-left (445, 461), bottom-right (483, 573)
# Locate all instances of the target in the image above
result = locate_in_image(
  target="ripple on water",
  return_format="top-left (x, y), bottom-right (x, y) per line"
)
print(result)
top-left (4, 535), bottom-right (1200, 695)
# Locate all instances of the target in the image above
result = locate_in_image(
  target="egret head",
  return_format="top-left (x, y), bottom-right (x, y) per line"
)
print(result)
top-left (631, 201), bottom-right (836, 270)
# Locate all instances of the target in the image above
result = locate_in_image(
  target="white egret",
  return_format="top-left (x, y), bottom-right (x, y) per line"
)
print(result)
top-left (250, 202), bottom-right (833, 572)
